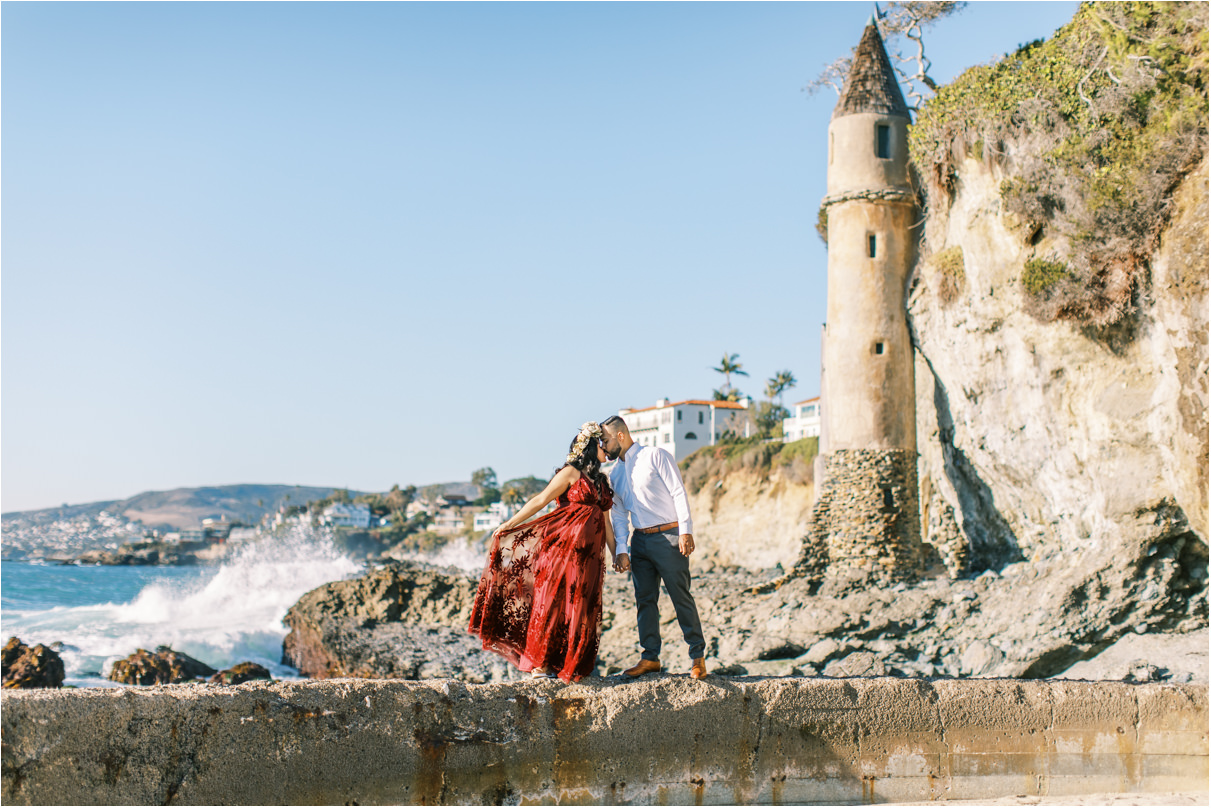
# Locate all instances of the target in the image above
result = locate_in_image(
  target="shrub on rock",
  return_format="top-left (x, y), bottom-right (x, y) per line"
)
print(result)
top-left (1, 637), bottom-right (66, 689)
top-left (108, 646), bottom-right (216, 685)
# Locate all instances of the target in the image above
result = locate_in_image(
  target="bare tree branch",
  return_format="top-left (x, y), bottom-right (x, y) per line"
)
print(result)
top-left (805, 2), bottom-right (967, 106)
top-left (804, 54), bottom-right (853, 97)
top-left (882, 1), bottom-right (967, 109)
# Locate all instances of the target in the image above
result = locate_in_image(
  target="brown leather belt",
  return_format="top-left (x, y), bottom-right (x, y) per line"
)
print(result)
top-left (635, 521), bottom-right (678, 535)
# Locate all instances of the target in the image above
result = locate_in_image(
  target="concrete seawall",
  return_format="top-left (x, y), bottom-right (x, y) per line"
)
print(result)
top-left (2, 677), bottom-right (1206, 805)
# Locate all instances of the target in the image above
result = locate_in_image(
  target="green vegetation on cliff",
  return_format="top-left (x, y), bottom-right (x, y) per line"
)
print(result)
top-left (910, 1), bottom-right (1207, 326)
top-left (680, 437), bottom-right (818, 495)
top-left (1021, 257), bottom-right (1074, 295)
top-left (931, 245), bottom-right (967, 305)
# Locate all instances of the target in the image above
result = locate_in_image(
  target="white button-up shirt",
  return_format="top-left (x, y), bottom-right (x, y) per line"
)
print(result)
top-left (608, 443), bottom-right (694, 556)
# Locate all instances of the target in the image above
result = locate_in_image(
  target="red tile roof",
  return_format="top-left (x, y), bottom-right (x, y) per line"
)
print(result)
top-left (621, 399), bottom-right (749, 415)
top-left (791, 396), bottom-right (821, 406)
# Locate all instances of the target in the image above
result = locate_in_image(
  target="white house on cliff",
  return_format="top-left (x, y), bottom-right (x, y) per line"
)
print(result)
top-left (616, 399), bottom-right (752, 462)
top-left (782, 397), bottom-right (822, 442)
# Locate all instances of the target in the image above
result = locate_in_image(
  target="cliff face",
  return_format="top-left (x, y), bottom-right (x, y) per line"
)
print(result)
top-left (905, 3), bottom-right (1208, 591)
top-left (910, 154), bottom-right (1207, 576)
top-left (687, 466), bottom-right (814, 571)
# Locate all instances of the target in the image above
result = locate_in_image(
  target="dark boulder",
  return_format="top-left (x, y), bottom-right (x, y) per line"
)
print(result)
top-left (281, 561), bottom-right (519, 682)
top-left (108, 646), bottom-right (216, 685)
top-left (283, 561), bottom-right (476, 674)
top-left (210, 662), bottom-right (273, 685)
top-left (1, 637), bottom-right (65, 689)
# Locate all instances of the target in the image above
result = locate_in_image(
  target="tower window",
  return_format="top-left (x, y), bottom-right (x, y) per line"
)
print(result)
top-left (874, 342), bottom-right (885, 355)
top-left (698, 412), bottom-right (704, 424)
top-left (685, 432), bottom-right (698, 440)
top-left (882, 487), bottom-right (894, 510)
top-left (876, 125), bottom-right (891, 159)
top-left (868, 234), bottom-right (877, 258)
top-left (677, 410), bottom-right (682, 421)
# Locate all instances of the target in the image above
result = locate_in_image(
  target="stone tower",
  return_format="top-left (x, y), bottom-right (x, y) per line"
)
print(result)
top-left (811, 15), bottom-right (922, 582)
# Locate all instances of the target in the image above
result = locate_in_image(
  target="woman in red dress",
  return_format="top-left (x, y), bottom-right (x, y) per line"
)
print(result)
top-left (468, 422), bottom-right (618, 682)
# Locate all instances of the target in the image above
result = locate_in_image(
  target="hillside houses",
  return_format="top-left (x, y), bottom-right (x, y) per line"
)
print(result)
top-left (413, 493), bottom-right (548, 537)
top-left (473, 502), bottom-right (516, 533)
top-left (404, 498), bottom-right (472, 536)
top-left (253, 481), bottom-right (558, 544)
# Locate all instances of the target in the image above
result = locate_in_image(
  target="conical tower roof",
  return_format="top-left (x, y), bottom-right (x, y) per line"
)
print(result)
top-left (832, 19), bottom-right (910, 120)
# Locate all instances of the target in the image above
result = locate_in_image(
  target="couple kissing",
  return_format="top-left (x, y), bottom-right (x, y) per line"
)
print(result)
top-left (467, 417), bottom-right (707, 682)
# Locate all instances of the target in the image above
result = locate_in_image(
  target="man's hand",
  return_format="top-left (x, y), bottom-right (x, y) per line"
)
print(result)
top-left (679, 533), bottom-right (695, 557)
top-left (614, 553), bottom-right (631, 573)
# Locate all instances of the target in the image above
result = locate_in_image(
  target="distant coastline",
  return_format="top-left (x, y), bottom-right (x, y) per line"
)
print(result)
top-left (0, 480), bottom-right (481, 562)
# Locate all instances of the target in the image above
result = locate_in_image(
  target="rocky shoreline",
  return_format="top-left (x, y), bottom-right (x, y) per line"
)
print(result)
top-left (66, 539), bottom-right (232, 566)
top-left (2, 638), bottom-right (273, 690)
top-left (280, 558), bottom-right (1208, 685)
top-left (10, 541), bottom-right (1204, 692)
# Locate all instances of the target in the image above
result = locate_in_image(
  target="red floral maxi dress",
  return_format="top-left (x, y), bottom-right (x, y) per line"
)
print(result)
top-left (468, 474), bottom-right (613, 682)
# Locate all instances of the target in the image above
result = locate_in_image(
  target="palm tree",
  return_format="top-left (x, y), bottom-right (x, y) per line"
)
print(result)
top-left (765, 370), bottom-right (797, 407)
top-left (713, 352), bottom-right (749, 394)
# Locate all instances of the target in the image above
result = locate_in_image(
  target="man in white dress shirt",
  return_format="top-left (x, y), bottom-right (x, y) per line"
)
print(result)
top-left (601, 415), bottom-right (707, 679)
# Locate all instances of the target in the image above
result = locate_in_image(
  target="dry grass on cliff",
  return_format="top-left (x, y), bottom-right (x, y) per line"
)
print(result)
top-left (930, 245), bottom-right (967, 306)
top-left (680, 437), bottom-right (818, 495)
top-left (911, 1), bottom-right (1208, 329)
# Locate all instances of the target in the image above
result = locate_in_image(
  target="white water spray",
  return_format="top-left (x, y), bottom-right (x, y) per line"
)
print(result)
top-left (391, 535), bottom-right (489, 574)
top-left (5, 524), bottom-right (360, 685)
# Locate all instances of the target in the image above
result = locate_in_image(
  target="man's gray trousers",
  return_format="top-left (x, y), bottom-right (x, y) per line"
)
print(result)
top-left (630, 528), bottom-right (706, 661)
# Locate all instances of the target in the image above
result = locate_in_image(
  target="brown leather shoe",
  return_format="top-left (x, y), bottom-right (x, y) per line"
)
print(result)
top-left (690, 658), bottom-right (708, 679)
top-left (624, 658), bottom-right (662, 678)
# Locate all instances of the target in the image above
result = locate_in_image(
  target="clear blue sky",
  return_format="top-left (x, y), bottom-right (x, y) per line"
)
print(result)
top-left (2, 1), bottom-right (1078, 513)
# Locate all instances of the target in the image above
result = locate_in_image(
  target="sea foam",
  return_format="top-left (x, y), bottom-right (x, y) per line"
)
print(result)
top-left (4, 524), bottom-right (360, 686)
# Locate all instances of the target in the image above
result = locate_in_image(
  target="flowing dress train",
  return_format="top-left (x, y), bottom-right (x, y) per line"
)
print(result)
top-left (468, 474), bottom-right (612, 682)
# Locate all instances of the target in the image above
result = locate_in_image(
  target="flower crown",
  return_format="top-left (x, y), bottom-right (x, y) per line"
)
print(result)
top-left (566, 421), bottom-right (603, 464)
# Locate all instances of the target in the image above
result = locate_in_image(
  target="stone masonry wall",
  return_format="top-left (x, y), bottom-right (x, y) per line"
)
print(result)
top-left (805, 449), bottom-right (922, 582)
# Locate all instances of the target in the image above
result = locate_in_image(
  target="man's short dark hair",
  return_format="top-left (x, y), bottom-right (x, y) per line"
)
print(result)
top-left (601, 415), bottom-right (628, 433)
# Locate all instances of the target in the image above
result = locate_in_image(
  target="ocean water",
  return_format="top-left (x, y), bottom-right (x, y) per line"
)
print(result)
top-left (1, 525), bottom-right (361, 687)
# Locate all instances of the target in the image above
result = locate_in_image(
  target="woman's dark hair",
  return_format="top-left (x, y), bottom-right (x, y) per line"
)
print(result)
top-left (562, 434), bottom-right (611, 499)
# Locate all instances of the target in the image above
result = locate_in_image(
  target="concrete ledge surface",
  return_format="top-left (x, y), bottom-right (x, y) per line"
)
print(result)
top-left (2, 676), bottom-right (1206, 805)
